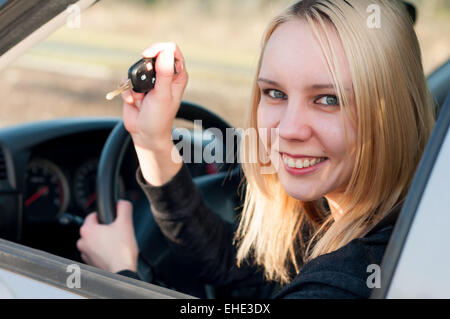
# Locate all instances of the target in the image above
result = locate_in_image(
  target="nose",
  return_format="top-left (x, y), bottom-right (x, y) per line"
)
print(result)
top-left (278, 101), bottom-right (313, 141)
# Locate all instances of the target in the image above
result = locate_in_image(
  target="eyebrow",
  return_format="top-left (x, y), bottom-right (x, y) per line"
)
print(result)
top-left (257, 77), bottom-right (351, 91)
top-left (257, 77), bottom-right (279, 86)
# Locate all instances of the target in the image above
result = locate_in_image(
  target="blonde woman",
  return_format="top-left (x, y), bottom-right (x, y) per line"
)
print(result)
top-left (77, 0), bottom-right (435, 298)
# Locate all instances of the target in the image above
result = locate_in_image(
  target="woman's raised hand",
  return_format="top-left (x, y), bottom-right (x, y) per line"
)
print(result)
top-left (122, 43), bottom-right (186, 186)
top-left (122, 42), bottom-right (188, 152)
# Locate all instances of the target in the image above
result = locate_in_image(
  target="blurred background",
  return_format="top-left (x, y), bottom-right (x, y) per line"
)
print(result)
top-left (0, 0), bottom-right (449, 128)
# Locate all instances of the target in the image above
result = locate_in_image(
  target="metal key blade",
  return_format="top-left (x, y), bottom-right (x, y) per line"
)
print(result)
top-left (106, 79), bottom-right (132, 100)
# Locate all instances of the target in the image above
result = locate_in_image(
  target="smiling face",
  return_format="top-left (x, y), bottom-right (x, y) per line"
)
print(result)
top-left (256, 18), bottom-right (357, 203)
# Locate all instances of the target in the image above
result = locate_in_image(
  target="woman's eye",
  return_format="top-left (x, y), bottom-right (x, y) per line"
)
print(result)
top-left (315, 95), bottom-right (339, 106)
top-left (263, 89), bottom-right (287, 100)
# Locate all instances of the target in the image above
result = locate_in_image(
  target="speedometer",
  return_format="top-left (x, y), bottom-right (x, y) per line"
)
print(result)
top-left (73, 158), bottom-right (125, 216)
top-left (24, 158), bottom-right (70, 222)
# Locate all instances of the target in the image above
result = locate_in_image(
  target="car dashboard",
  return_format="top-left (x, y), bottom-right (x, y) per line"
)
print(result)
top-left (0, 117), bottom-right (221, 261)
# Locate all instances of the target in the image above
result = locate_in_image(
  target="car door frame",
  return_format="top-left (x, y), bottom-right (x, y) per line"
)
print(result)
top-left (0, 237), bottom-right (194, 298)
top-left (371, 92), bottom-right (450, 298)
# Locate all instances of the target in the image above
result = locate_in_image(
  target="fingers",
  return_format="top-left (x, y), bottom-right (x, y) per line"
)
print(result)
top-left (122, 90), bottom-right (145, 106)
top-left (120, 76), bottom-right (144, 108)
top-left (80, 249), bottom-right (94, 267)
top-left (76, 238), bottom-right (84, 251)
top-left (84, 212), bottom-right (99, 225)
top-left (172, 44), bottom-right (186, 76)
top-left (120, 42), bottom-right (187, 142)
top-left (76, 239), bottom-right (92, 265)
top-left (79, 212), bottom-right (98, 238)
top-left (122, 89), bottom-right (134, 104)
top-left (122, 87), bottom-right (142, 110)
top-left (122, 100), bottom-right (139, 134)
top-left (115, 200), bottom-right (133, 224)
top-left (142, 42), bottom-right (187, 98)
top-left (142, 42), bottom-right (185, 67)
top-left (142, 42), bottom-right (176, 60)
top-left (80, 253), bottom-right (92, 265)
top-left (76, 201), bottom-right (138, 272)
top-left (131, 91), bottom-right (145, 108)
top-left (154, 44), bottom-right (176, 95)
top-left (171, 44), bottom-right (188, 101)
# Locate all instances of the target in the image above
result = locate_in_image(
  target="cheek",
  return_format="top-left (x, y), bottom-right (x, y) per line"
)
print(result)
top-left (256, 104), bottom-right (283, 156)
top-left (256, 103), bottom-right (280, 130)
top-left (319, 116), bottom-right (357, 159)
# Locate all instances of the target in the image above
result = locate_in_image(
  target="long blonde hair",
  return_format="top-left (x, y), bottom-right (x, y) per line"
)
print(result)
top-left (235, 0), bottom-right (436, 284)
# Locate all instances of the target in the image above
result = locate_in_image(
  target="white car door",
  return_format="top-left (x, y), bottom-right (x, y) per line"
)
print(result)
top-left (372, 93), bottom-right (450, 298)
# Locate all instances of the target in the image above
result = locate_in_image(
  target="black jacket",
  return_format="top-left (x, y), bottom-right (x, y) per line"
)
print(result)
top-left (118, 163), bottom-right (400, 299)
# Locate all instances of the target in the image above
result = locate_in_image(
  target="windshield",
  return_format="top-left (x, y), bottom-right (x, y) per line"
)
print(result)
top-left (0, 0), bottom-right (449, 128)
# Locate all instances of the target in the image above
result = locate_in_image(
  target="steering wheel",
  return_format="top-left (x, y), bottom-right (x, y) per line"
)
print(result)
top-left (96, 101), bottom-right (238, 224)
top-left (95, 101), bottom-right (241, 297)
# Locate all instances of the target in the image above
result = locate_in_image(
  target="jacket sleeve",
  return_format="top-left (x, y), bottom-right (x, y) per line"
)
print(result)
top-left (134, 163), bottom-right (270, 290)
top-left (272, 227), bottom-right (395, 299)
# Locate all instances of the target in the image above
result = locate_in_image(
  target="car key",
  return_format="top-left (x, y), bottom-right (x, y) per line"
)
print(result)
top-left (106, 57), bottom-right (178, 100)
top-left (106, 58), bottom-right (155, 100)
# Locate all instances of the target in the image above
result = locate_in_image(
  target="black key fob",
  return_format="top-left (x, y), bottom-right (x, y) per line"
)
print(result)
top-left (128, 58), bottom-right (156, 93)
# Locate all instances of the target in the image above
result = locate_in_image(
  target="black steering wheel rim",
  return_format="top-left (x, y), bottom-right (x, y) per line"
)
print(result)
top-left (96, 100), bottom-right (237, 224)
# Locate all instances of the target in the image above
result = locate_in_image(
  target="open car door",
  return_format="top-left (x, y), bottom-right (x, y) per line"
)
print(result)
top-left (371, 93), bottom-right (450, 298)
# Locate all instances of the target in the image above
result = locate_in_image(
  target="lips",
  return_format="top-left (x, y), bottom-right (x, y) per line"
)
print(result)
top-left (281, 152), bottom-right (319, 159)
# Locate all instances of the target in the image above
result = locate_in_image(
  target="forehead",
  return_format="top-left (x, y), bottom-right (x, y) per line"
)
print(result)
top-left (260, 18), bottom-right (352, 89)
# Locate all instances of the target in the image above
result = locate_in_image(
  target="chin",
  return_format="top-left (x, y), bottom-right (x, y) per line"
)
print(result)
top-left (283, 187), bottom-right (322, 202)
top-left (278, 174), bottom-right (324, 202)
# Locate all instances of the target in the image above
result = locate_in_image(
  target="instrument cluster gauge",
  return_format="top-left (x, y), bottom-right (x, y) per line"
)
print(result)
top-left (73, 158), bottom-right (126, 216)
top-left (24, 158), bottom-right (70, 222)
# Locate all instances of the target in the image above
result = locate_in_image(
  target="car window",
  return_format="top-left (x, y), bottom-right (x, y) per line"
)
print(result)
top-left (0, 0), bottom-right (449, 129)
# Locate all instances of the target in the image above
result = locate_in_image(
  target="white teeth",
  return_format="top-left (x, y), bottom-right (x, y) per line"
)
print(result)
top-left (288, 158), bottom-right (295, 167)
top-left (303, 159), bottom-right (309, 167)
top-left (282, 154), bottom-right (325, 169)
